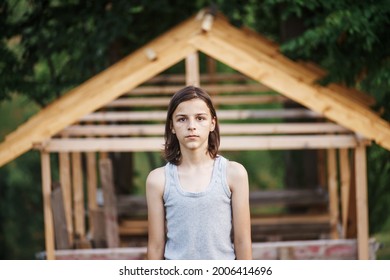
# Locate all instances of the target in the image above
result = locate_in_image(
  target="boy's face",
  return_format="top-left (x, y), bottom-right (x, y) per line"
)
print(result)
top-left (171, 98), bottom-right (216, 152)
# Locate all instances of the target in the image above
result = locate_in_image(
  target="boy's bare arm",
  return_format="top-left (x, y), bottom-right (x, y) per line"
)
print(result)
top-left (146, 168), bottom-right (166, 260)
top-left (228, 161), bottom-right (253, 260)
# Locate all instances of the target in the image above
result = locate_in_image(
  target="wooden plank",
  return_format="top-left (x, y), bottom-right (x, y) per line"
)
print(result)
top-left (48, 239), bottom-right (378, 260)
top-left (106, 94), bottom-right (286, 108)
top-left (0, 13), bottom-right (201, 168)
top-left (40, 151), bottom-right (55, 260)
top-left (80, 109), bottom-right (321, 122)
top-left (99, 158), bottom-right (120, 248)
top-left (119, 220), bottom-right (148, 235)
top-left (41, 135), bottom-right (362, 152)
top-left (58, 152), bottom-right (74, 246)
top-left (327, 148), bottom-right (339, 239)
top-left (86, 152), bottom-right (98, 237)
top-left (339, 148), bottom-right (351, 238)
top-left (146, 72), bottom-right (250, 84)
top-left (252, 239), bottom-right (378, 260)
top-left (62, 123), bottom-right (350, 137)
top-left (236, 21), bottom-right (375, 108)
top-left (126, 83), bottom-right (271, 95)
top-left (346, 155), bottom-right (358, 239)
top-left (190, 16), bottom-right (390, 150)
top-left (116, 189), bottom-right (328, 218)
top-left (354, 144), bottom-right (369, 260)
top-left (117, 214), bottom-right (331, 238)
top-left (185, 52), bottom-right (200, 86)
top-left (249, 189), bottom-right (328, 206)
top-left (51, 183), bottom-right (70, 250)
top-left (251, 214), bottom-right (330, 225)
top-left (53, 247), bottom-right (148, 260)
top-left (90, 208), bottom-right (106, 248)
top-left (71, 152), bottom-right (85, 242)
top-left (206, 57), bottom-right (217, 86)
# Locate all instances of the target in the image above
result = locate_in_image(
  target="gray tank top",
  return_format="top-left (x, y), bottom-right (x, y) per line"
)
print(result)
top-left (163, 155), bottom-right (235, 260)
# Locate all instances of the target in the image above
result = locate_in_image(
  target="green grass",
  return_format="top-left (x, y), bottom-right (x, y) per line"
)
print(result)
top-left (374, 232), bottom-right (390, 260)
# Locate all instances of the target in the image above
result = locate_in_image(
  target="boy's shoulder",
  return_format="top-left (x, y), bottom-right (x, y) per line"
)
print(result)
top-left (146, 166), bottom-right (166, 187)
top-left (226, 160), bottom-right (248, 180)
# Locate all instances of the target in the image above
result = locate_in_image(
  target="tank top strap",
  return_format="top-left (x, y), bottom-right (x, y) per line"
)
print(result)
top-left (214, 155), bottom-right (231, 197)
top-left (163, 162), bottom-right (175, 201)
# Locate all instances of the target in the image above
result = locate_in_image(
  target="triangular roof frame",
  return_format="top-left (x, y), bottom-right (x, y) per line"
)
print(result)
top-left (1, 10), bottom-right (389, 167)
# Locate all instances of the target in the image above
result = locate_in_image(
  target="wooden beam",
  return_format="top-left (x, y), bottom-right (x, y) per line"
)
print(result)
top-left (191, 16), bottom-right (390, 150)
top-left (71, 152), bottom-right (85, 242)
top-left (106, 94), bottom-right (285, 108)
top-left (242, 28), bottom-right (375, 106)
top-left (58, 152), bottom-right (74, 246)
top-left (146, 72), bottom-right (250, 84)
top-left (51, 184), bottom-right (70, 249)
top-left (0, 13), bottom-right (201, 167)
top-left (327, 148), bottom-right (339, 239)
top-left (251, 214), bottom-right (330, 226)
top-left (201, 13), bottom-right (214, 31)
top-left (99, 158), bottom-right (120, 248)
top-left (117, 214), bottom-right (331, 236)
top-left (86, 152), bottom-right (98, 237)
top-left (62, 123), bottom-right (350, 137)
top-left (240, 24), bottom-right (375, 108)
top-left (339, 148), bottom-right (351, 238)
top-left (354, 144), bottom-right (369, 260)
top-left (41, 135), bottom-right (362, 152)
top-left (40, 151), bottom-right (55, 260)
top-left (80, 109), bottom-right (321, 122)
top-left (185, 52), bottom-right (200, 86)
top-left (126, 83), bottom-right (271, 95)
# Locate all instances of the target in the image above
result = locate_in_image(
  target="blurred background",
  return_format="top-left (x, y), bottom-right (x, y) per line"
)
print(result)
top-left (0, 0), bottom-right (389, 259)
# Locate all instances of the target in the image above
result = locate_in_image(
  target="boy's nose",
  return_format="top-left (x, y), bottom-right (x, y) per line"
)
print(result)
top-left (187, 119), bottom-right (196, 130)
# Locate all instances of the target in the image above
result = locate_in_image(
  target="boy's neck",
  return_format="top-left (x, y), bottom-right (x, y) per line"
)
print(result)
top-left (179, 150), bottom-right (214, 168)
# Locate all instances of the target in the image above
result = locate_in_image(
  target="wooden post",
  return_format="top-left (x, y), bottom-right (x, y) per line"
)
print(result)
top-left (72, 152), bottom-right (85, 243)
top-left (59, 152), bottom-right (74, 246)
top-left (185, 52), bottom-right (200, 87)
top-left (327, 148), bottom-right (339, 239)
top-left (99, 158), bottom-right (120, 248)
top-left (41, 151), bottom-right (55, 260)
top-left (354, 144), bottom-right (369, 260)
top-left (207, 56), bottom-right (217, 84)
top-left (51, 183), bottom-right (70, 249)
top-left (339, 148), bottom-right (351, 238)
top-left (86, 152), bottom-right (98, 236)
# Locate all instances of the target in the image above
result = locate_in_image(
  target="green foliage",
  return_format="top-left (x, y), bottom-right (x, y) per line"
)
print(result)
top-left (1, 0), bottom-right (201, 106)
top-left (0, 151), bottom-right (44, 259)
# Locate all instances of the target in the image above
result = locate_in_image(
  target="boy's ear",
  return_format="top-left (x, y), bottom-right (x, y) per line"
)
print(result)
top-left (210, 117), bottom-right (216, 132)
top-left (170, 122), bottom-right (175, 134)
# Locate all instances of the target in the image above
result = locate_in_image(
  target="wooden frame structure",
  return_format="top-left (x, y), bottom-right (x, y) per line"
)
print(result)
top-left (1, 10), bottom-right (389, 260)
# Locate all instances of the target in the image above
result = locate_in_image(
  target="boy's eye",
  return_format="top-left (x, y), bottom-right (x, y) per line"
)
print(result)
top-left (178, 118), bottom-right (186, 122)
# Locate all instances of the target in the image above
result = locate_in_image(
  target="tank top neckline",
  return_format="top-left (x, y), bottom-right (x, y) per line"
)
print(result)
top-left (173, 156), bottom-right (221, 197)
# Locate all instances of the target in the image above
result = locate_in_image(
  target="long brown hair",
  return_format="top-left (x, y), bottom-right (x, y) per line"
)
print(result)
top-left (164, 86), bottom-right (220, 165)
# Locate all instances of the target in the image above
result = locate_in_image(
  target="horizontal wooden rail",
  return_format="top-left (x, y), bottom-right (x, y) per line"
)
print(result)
top-left (250, 188), bottom-right (328, 206)
top-left (117, 214), bottom-right (331, 236)
top-left (62, 123), bottom-right (350, 137)
top-left (106, 94), bottom-right (287, 108)
top-left (116, 188), bottom-right (328, 218)
top-left (251, 214), bottom-right (330, 226)
top-left (144, 72), bottom-right (252, 84)
top-left (125, 83), bottom-right (272, 95)
top-left (81, 109), bottom-right (322, 122)
top-left (37, 135), bottom-right (363, 152)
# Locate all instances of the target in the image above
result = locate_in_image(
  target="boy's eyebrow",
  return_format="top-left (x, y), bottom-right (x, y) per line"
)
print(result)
top-left (174, 112), bottom-right (209, 117)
